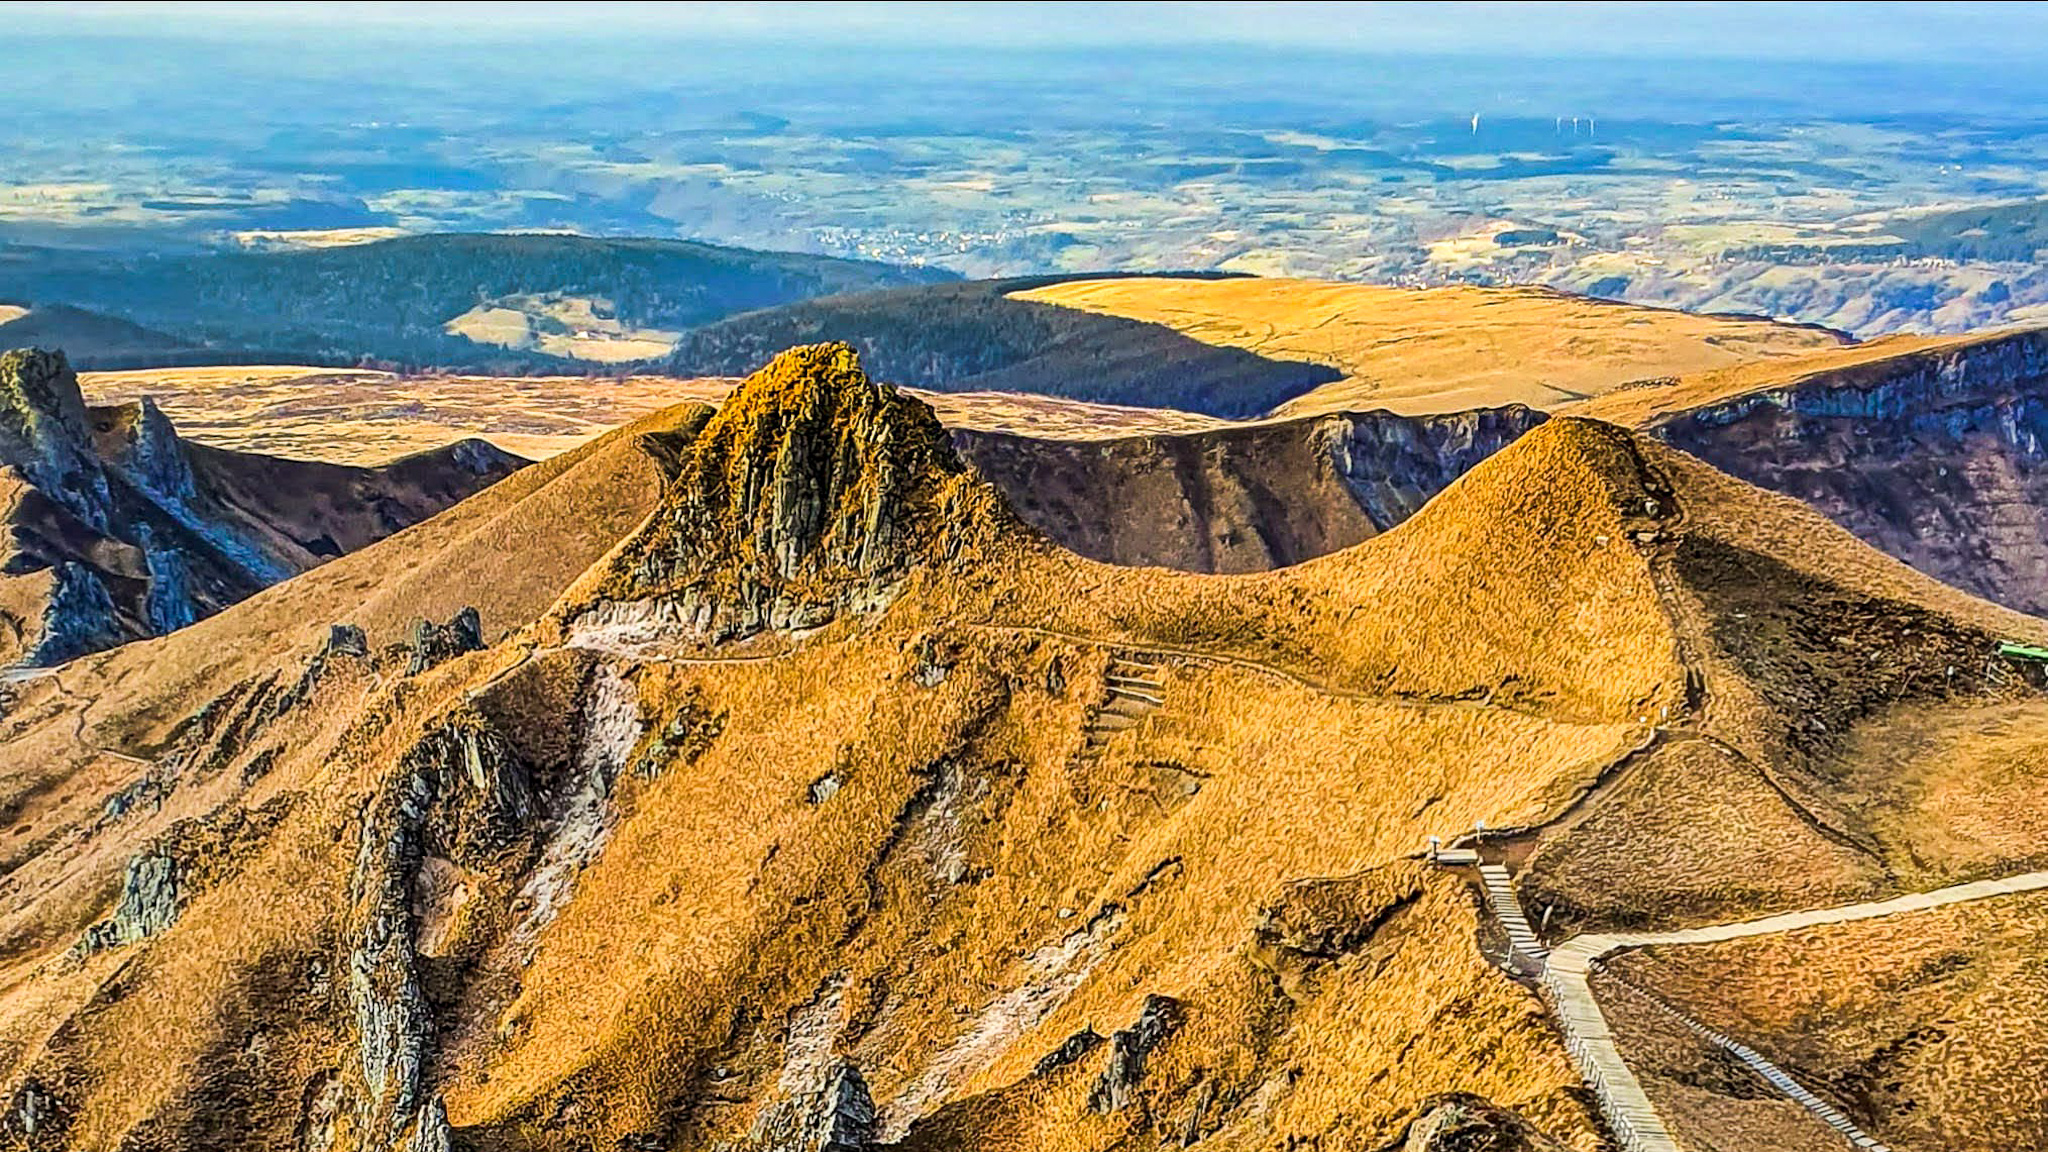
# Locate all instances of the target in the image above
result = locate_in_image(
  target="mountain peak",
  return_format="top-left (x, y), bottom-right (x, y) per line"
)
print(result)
top-left (575, 343), bottom-right (1007, 643)
top-left (0, 347), bottom-right (114, 531)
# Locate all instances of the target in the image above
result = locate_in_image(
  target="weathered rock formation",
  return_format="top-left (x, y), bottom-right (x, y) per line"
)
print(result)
top-left (407, 607), bottom-right (484, 675)
top-left (348, 711), bottom-right (536, 1150)
top-left (74, 852), bottom-right (183, 955)
top-left (1, 346), bottom-right (113, 529)
top-left (1086, 994), bottom-right (1184, 1115)
top-left (1655, 328), bottom-right (2048, 615)
top-left (579, 343), bottom-right (1006, 643)
top-left (955, 406), bottom-right (1545, 572)
top-left (0, 347), bottom-right (523, 666)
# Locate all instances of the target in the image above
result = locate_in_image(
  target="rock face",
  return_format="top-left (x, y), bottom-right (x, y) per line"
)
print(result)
top-left (347, 711), bottom-right (536, 1150)
top-left (1658, 328), bottom-right (2048, 616)
top-left (590, 343), bottom-right (1003, 642)
top-left (141, 532), bottom-right (198, 634)
top-left (0, 348), bottom-right (114, 529)
top-left (407, 606), bottom-right (484, 674)
top-left (954, 405), bottom-right (1546, 573)
top-left (97, 396), bottom-right (197, 507)
top-left (746, 1060), bottom-right (877, 1152)
top-left (75, 852), bottom-right (184, 955)
top-left (1087, 994), bottom-right (1184, 1114)
top-left (29, 561), bottom-right (123, 666)
top-left (814, 1064), bottom-right (878, 1152)
top-left (0, 347), bottom-right (523, 667)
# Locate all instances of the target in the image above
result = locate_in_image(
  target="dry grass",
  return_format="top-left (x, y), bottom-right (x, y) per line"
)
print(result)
top-left (1521, 738), bottom-right (1887, 933)
top-left (1010, 277), bottom-right (1849, 418)
top-left (442, 618), bottom-right (1618, 1150)
top-left (78, 366), bottom-right (699, 463)
top-left (1611, 890), bottom-right (2048, 1152)
top-left (1818, 699), bottom-right (2048, 883)
top-left (994, 417), bottom-right (1690, 725)
top-left (1566, 330), bottom-right (2012, 429)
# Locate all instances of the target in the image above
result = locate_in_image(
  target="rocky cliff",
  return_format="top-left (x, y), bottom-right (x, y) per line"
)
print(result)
top-left (574, 342), bottom-right (1010, 643)
top-left (1654, 328), bottom-right (2048, 616)
top-left (955, 406), bottom-right (1546, 572)
top-left (0, 347), bottom-right (524, 666)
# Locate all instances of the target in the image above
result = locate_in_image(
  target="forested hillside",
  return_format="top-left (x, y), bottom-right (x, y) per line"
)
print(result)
top-left (0, 233), bottom-right (954, 370)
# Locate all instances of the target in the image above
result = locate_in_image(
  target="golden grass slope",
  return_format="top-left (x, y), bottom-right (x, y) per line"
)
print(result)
top-left (5, 351), bottom-right (2048, 1152)
top-left (1011, 276), bottom-right (1852, 418)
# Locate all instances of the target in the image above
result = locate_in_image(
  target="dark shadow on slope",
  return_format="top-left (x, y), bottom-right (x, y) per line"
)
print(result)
top-left (664, 277), bottom-right (1341, 418)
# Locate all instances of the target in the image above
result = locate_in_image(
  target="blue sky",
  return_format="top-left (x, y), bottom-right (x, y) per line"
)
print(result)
top-left (6, 1), bottom-right (2045, 63)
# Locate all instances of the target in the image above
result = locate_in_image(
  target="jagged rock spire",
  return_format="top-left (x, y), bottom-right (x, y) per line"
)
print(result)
top-left (0, 348), bottom-right (114, 532)
top-left (582, 343), bottom-right (1008, 643)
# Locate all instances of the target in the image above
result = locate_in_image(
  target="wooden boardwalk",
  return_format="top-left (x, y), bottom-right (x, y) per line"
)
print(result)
top-left (1537, 869), bottom-right (2048, 1152)
top-left (1479, 862), bottom-right (1548, 967)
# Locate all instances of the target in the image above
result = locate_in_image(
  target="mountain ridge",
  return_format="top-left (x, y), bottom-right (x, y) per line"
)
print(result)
top-left (3, 343), bottom-right (2047, 1152)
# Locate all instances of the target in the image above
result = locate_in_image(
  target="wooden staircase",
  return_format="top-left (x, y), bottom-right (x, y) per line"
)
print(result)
top-left (1080, 654), bottom-right (1165, 760)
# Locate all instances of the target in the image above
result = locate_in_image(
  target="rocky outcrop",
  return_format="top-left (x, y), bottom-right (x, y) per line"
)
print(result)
top-left (746, 1061), bottom-right (877, 1152)
top-left (1321, 408), bottom-right (1549, 528)
top-left (347, 710), bottom-right (536, 1149)
top-left (96, 396), bottom-right (197, 507)
top-left (28, 561), bottom-right (122, 666)
top-left (284, 622), bottom-right (369, 707)
top-left (584, 344), bottom-right (1005, 643)
top-left (1087, 994), bottom-right (1184, 1114)
top-left (141, 531), bottom-right (198, 634)
top-left (76, 800), bottom-right (295, 958)
top-left (75, 852), bottom-right (183, 955)
top-left (954, 405), bottom-right (1545, 573)
top-left (1033, 1028), bottom-right (1105, 1077)
top-left (0, 348), bottom-right (113, 530)
top-left (407, 607), bottom-right (483, 675)
top-left (1656, 328), bottom-right (2048, 615)
top-left (0, 348), bottom-right (521, 667)
top-left (2, 1079), bottom-right (62, 1149)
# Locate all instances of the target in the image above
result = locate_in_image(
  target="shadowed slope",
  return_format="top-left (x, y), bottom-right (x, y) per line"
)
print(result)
top-left (662, 279), bottom-right (1342, 418)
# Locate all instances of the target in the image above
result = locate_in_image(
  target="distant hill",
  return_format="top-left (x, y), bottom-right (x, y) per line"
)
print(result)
top-left (1008, 276), bottom-right (1854, 417)
top-left (1727, 198), bottom-right (2048, 264)
top-left (661, 275), bottom-right (1340, 418)
top-left (0, 233), bottom-right (955, 371)
top-left (0, 302), bottom-right (200, 368)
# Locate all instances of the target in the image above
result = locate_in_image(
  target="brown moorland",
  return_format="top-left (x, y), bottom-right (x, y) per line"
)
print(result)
top-left (77, 367), bottom-right (1231, 465)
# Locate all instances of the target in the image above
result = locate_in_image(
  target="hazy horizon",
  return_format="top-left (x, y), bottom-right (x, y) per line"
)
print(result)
top-left (7, 1), bottom-right (2047, 64)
